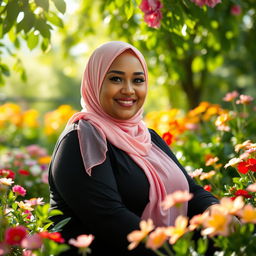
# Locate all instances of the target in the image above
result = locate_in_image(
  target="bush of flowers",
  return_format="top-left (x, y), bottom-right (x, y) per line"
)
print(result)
top-left (0, 171), bottom-right (94, 256)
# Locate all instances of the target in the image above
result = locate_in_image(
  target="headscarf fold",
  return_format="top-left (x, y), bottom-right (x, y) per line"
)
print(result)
top-left (67, 41), bottom-right (189, 226)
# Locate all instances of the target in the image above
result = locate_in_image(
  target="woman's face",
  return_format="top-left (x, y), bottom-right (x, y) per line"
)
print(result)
top-left (99, 51), bottom-right (147, 120)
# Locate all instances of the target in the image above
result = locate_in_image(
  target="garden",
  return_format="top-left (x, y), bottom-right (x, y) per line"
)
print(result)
top-left (1, 0), bottom-right (256, 255)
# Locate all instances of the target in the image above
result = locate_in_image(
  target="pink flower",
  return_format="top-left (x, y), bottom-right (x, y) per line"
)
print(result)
top-left (223, 90), bottom-right (239, 102)
top-left (12, 185), bottom-right (27, 197)
top-left (41, 172), bottom-right (48, 184)
top-left (5, 226), bottom-right (27, 246)
top-left (21, 234), bottom-right (43, 250)
top-left (231, 5), bottom-right (241, 16)
top-left (25, 197), bottom-right (44, 206)
top-left (191, 0), bottom-right (221, 8)
top-left (236, 95), bottom-right (254, 105)
top-left (139, 0), bottom-right (163, 28)
top-left (247, 183), bottom-right (256, 192)
top-left (69, 234), bottom-right (94, 248)
top-left (26, 145), bottom-right (47, 157)
top-left (22, 250), bottom-right (36, 256)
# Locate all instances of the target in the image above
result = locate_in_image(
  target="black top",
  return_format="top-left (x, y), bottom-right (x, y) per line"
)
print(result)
top-left (48, 122), bottom-right (219, 256)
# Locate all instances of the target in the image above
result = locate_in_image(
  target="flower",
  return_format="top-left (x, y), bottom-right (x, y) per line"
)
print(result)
top-left (217, 197), bottom-right (245, 215)
top-left (236, 95), bottom-right (254, 105)
top-left (199, 171), bottom-right (216, 180)
top-left (223, 91), bottom-right (239, 102)
top-left (224, 158), bottom-right (242, 168)
top-left (234, 189), bottom-right (252, 199)
top-left (247, 183), bottom-right (256, 192)
top-left (237, 158), bottom-right (256, 174)
top-left (39, 231), bottom-right (65, 243)
top-left (21, 234), bottom-right (43, 249)
top-left (38, 156), bottom-right (51, 165)
top-left (189, 211), bottom-right (210, 231)
top-left (146, 227), bottom-right (168, 250)
top-left (231, 5), bottom-right (241, 15)
top-left (5, 226), bottom-right (27, 245)
top-left (201, 207), bottom-right (232, 237)
top-left (25, 197), bottom-right (44, 206)
top-left (26, 145), bottom-right (47, 157)
top-left (0, 242), bottom-right (10, 255)
top-left (17, 201), bottom-right (34, 212)
top-left (12, 185), bottom-right (27, 197)
top-left (162, 132), bottom-right (173, 145)
top-left (69, 234), bottom-right (94, 249)
top-left (0, 178), bottom-right (14, 186)
top-left (189, 168), bottom-right (203, 178)
top-left (18, 169), bottom-right (30, 176)
top-left (204, 185), bottom-right (212, 192)
top-left (166, 216), bottom-right (188, 244)
top-left (139, 0), bottom-right (163, 28)
top-left (235, 140), bottom-right (252, 152)
top-left (30, 165), bottom-right (42, 176)
top-left (0, 169), bottom-right (15, 179)
top-left (161, 190), bottom-right (193, 210)
top-left (127, 219), bottom-right (154, 250)
top-left (205, 157), bottom-right (219, 166)
top-left (238, 204), bottom-right (256, 224)
top-left (191, 0), bottom-right (221, 8)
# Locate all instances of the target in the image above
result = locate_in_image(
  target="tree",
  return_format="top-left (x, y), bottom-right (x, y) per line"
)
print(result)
top-left (0, 0), bottom-right (66, 85)
top-left (59, 0), bottom-right (256, 109)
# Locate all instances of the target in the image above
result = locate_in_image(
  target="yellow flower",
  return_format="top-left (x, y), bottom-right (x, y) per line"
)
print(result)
top-left (201, 207), bottom-right (232, 237)
top-left (238, 204), bottom-right (256, 224)
top-left (23, 109), bottom-right (39, 128)
top-left (127, 219), bottom-right (154, 250)
top-left (166, 216), bottom-right (188, 244)
top-left (235, 140), bottom-right (252, 153)
top-left (161, 190), bottom-right (193, 210)
top-left (189, 211), bottom-right (209, 231)
top-left (146, 227), bottom-right (168, 250)
top-left (17, 201), bottom-right (34, 211)
top-left (38, 156), bottom-right (51, 165)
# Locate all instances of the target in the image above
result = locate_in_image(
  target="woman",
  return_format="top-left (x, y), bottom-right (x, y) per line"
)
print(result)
top-left (48, 41), bottom-right (219, 255)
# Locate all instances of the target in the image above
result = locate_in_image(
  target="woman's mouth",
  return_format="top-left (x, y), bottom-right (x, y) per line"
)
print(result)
top-left (115, 99), bottom-right (136, 107)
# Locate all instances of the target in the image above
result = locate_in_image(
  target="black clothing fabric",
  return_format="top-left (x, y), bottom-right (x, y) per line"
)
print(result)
top-left (48, 123), bottom-right (219, 255)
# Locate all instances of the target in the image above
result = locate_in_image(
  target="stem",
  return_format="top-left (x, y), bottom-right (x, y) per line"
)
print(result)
top-left (154, 249), bottom-right (168, 256)
top-left (163, 242), bottom-right (174, 256)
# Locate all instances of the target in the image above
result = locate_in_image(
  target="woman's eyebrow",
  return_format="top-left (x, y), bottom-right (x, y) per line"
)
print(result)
top-left (107, 70), bottom-right (145, 75)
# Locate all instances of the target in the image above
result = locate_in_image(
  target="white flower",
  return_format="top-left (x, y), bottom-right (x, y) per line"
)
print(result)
top-left (30, 165), bottom-right (42, 176)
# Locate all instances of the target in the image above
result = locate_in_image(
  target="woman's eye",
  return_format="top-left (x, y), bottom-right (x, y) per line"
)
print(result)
top-left (109, 76), bottom-right (122, 82)
top-left (134, 78), bottom-right (145, 84)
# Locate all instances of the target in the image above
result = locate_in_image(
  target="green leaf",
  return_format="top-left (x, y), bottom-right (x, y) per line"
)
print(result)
top-left (4, 0), bottom-right (20, 34)
top-left (0, 63), bottom-right (10, 76)
top-left (35, 0), bottom-right (49, 11)
top-left (124, 0), bottom-right (134, 20)
top-left (52, 0), bottom-right (66, 14)
top-left (41, 37), bottom-right (51, 52)
top-left (35, 18), bottom-right (51, 38)
top-left (197, 237), bottom-right (208, 254)
top-left (50, 217), bottom-right (71, 232)
top-left (27, 31), bottom-right (39, 50)
top-left (48, 209), bottom-right (63, 217)
top-left (16, 11), bottom-right (35, 33)
top-left (46, 12), bottom-right (64, 27)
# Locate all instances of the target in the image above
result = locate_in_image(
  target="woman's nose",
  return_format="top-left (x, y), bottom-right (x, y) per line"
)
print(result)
top-left (121, 81), bottom-right (135, 94)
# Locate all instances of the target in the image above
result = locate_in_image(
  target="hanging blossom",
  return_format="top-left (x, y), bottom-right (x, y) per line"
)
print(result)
top-left (139, 0), bottom-right (163, 29)
top-left (191, 0), bottom-right (221, 8)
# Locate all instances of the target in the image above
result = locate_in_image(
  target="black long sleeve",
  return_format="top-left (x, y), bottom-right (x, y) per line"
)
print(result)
top-left (49, 125), bottom-right (219, 255)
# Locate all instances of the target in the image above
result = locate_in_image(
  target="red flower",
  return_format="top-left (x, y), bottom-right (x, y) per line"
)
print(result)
top-left (162, 132), bottom-right (173, 145)
top-left (234, 189), bottom-right (252, 198)
top-left (231, 5), bottom-right (241, 16)
top-left (18, 169), bottom-right (30, 176)
top-left (203, 185), bottom-right (212, 192)
top-left (39, 231), bottom-right (64, 243)
top-left (237, 158), bottom-right (256, 174)
top-left (5, 226), bottom-right (27, 245)
top-left (0, 169), bottom-right (15, 179)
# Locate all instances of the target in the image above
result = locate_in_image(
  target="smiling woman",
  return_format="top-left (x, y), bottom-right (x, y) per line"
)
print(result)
top-left (48, 41), bottom-right (219, 256)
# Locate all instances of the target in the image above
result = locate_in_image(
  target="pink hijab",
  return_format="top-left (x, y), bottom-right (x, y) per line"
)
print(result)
top-left (68, 41), bottom-right (189, 227)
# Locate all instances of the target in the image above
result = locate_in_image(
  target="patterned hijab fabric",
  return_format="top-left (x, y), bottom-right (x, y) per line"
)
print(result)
top-left (68, 41), bottom-right (189, 226)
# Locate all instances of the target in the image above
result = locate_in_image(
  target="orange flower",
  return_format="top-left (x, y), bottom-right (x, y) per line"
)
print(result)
top-left (17, 201), bottom-right (34, 212)
top-left (199, 171), bottom-right (216, 180)
top-left (235, 140), bottom-right (252, 153)
top-left (38, 156), bottom-right (51, 165)
top-left (237, 204), bottom-right (256, 224)
top-left (127, 219), bottom-right (154, 250)
top-left (189, 211), bottom-right (209, 231)
top-left (201, 207), bottom-right (232, 237)
top-left (166, 216), bottom-right (188, 244)
top-left (205, 157), bottom-right (219, 166)
top-left (146, 227), bottom-right (168, 250)
top-left (217, 196), bottom-right (245, 215)
top-left (161, 191), bottom-right (193, 210)
top-left (69, 234), bottom-right (94, 248)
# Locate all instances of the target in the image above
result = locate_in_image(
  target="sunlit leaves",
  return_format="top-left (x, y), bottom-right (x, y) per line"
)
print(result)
top-left (27, 31), bottom-right (39, 50)
top-left (52, 0), bottom-right (66, 14)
